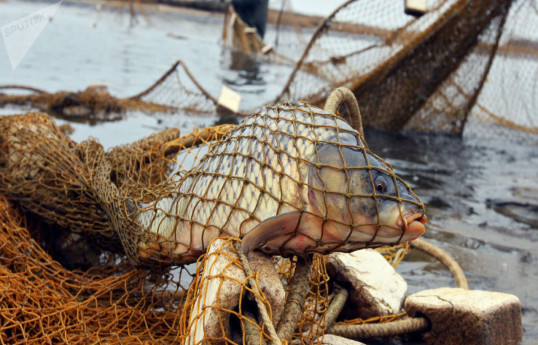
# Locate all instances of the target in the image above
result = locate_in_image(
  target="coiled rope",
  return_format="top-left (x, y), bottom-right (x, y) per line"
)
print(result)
top-left (411, 238), bottom-right (469, 290)
top-left (327, 316), bottom-right (430, 338)
top-left (324, 87), bottom-right (364, 136)
top-left (325, 238), bottom-right (468, 339)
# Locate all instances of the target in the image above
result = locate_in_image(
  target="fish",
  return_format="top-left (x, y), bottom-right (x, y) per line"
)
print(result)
top-left (135, 103), bottom-right (426, 263)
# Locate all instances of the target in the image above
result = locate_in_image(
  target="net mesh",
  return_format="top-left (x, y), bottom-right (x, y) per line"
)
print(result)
top-left (0, 194), bottom-right (193, 344)
top-left (181, 238), bottom-right (331, 345)
top-left (271, 0), bottom-right (536, 141)
top-left (0, 102), bottom-right (425, 344)
top-left (274, 0), bottom-right (516, 132)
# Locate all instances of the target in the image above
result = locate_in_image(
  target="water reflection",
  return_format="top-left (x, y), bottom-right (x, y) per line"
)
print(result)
top-left (221, 49), bottom-right (266, 87)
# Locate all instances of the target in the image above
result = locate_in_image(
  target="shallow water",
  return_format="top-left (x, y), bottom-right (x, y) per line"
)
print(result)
top-left (1, 1), bottom-right (537, 344)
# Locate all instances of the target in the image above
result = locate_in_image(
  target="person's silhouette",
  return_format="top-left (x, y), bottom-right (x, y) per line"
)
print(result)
top-left (231, 0), bottom-right (269, 38)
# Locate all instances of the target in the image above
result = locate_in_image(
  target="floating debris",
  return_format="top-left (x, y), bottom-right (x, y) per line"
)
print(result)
top-left (0, 84), bottom-right (175, 124)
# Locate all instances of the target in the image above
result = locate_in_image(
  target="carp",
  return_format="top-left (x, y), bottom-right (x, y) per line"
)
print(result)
top-left (135, 103), bottom-right (426, 263)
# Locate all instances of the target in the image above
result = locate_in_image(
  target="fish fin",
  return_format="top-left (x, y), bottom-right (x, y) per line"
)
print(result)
top-left (241, 211), bottom-right (301, 254)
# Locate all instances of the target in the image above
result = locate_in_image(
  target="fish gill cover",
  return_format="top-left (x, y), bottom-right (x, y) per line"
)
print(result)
top-left (0, 99), bottom-right (423, 344)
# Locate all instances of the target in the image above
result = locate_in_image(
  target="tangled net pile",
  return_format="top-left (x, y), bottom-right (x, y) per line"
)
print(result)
top-left (0, 98), bottom-right (428, 344)
top-left (0, 61), bottom-right (212, 124)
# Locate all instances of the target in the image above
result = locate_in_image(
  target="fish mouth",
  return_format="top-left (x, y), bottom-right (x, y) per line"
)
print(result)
top-left (397, 212), bottom-right (427, 240)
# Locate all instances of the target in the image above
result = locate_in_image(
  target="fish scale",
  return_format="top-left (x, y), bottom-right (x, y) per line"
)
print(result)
top-left (135, 103), bottom-right (426, 262)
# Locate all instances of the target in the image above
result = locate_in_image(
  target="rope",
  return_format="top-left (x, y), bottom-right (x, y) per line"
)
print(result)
top-left (0, 84), bottom-right (47, 93)
top-left (302, 283), bottom-right (348, 336)
top-left (324, 87), bottom-right (364, 136)
top-left (327, 316), bottom-right (429, 338)
top-left (410, 238), bottom-right (469, 289)
top-left (276, 257), bottom-right (310, 342)
top-left (323, 284), bottom-right (349, 330)
top-left (233, 242), bottom-right (282, 345)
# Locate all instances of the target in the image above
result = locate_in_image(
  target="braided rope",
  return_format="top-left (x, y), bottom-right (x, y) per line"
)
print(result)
top-left (324, 284), bottom-right (349, 330)
top-left (276, 258), bottom-right (311, 342)
top-left (302, 283), bottom-right (348, 337)
top-left (411, 238), bottom-right (469, 289)
top-left (233, 241), bottom-right (282, 345)
top-left (327, 316), bottom-right (429, 338)
top-left (324, 87), bottom-right (364, 136)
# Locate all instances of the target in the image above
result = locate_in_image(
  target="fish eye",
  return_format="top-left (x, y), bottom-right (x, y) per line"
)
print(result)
top-left (374, 175), bottom-right (392, 195)
top-left (375, 178), bottom-right (386, 194)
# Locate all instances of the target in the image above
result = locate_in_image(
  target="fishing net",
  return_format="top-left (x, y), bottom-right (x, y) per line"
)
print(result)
top-left (181, 238), bottom-right (331, 345)
top-left (274, 0), bottom-right (518, 133)
top-left (0, 99), bottom-right (425, 344)
top-left (0, 84), bottom-right (175, 124)
top-left (0, 193), bottom-right (194, 344)
top-left (206, 0), bottom-right (538, 140)
top-left (0, 194), bottom-right (398, 345)
top-left (0, 60), bottom-right (217, 123)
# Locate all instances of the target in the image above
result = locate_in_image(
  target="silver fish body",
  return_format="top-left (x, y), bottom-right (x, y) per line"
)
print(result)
top-left (135, 103), bottom-right (426, 263)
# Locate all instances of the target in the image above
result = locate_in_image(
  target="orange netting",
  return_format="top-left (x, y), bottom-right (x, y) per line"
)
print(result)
top-left (0, 194), bottom-right (193, 344)
top-left (0, 196), bottom-right (332, 344)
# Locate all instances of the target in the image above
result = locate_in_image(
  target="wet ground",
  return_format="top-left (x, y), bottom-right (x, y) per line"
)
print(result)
top-left (1, 1), bottom-right (537, 344)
